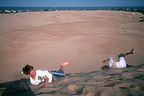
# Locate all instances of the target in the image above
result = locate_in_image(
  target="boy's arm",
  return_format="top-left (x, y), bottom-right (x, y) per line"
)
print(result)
top-left (32, 76), bottom-right (49, 89)
top-left (102, 58), bottom-right (110, 63)
top-left (43, 75), bottom-right (49, 87)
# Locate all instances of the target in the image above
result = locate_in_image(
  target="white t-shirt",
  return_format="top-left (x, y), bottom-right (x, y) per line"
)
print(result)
top-left (116, 57), bottom-right (127, 68)
top-left (30, 70), bottom-right (53, 85)
top-left (109, 57), bottom-right (127, 68)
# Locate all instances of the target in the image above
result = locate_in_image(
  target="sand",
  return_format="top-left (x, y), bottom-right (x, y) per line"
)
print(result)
top-left (0, 10), bottom-right (144, 83)
top-left (1, 64), bottom-right (144, 96)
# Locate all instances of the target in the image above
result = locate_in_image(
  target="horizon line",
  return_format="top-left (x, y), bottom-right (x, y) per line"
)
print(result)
top-left (0, 5), bottom-right (144, 7)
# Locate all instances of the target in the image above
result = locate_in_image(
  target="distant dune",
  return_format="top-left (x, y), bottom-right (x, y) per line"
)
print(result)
top-left (0, 10), bottom-right (144, 83)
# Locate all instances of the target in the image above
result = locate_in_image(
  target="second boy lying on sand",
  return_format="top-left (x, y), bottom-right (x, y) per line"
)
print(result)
top-left (21, 62), bottom-right (69, 87)
top-left (102, 48), bottom-right (134, 68)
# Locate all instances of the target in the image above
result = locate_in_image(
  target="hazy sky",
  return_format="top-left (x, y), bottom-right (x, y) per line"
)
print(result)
top-left (0, 0), bottom-right (144, 7)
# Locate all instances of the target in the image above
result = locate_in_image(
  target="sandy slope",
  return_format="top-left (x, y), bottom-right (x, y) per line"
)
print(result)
top-left (1, 64), bottom-right (144, 96)
top-left (0, 10), bottom-right (144, 83)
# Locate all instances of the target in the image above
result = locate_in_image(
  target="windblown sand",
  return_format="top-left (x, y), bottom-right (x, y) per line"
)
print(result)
top-left (0, 10), bottom-right (144, 83)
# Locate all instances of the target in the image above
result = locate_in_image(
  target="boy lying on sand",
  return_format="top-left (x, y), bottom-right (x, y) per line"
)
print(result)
top-left (21, 62), bottom-right (69, 88)
top-left (102, 48), bottom-right (134, 68)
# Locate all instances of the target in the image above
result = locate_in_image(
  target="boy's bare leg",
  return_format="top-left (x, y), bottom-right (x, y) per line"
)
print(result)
top-left (102, 58), bottom-right (110, 63)
top-left (60, 61), bottom-right (69, 71)
top-left (125, 48), bottom-right (134, 57)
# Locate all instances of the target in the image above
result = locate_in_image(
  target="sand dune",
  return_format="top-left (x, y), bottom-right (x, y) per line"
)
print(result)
top-left (0, 10), bottom-right (144, 83)
top-left (1, 64), bottom-right (144, 96)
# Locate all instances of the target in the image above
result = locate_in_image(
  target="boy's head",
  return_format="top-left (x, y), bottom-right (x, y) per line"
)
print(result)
top-left (22, 64), bottom-right (34, 75)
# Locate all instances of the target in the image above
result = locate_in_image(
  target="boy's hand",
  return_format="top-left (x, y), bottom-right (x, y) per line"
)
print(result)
top-left (43, 76), bottom-right (49, 87)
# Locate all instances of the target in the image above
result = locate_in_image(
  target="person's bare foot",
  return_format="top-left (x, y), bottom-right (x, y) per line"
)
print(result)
top-left (61, 61), bottom-right (69, 67)
top-left (60, 61), bottom-right (69, 70)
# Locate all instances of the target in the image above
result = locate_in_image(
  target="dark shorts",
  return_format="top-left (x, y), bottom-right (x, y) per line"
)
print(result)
top-left (50, 70), bottom-right (65, 81)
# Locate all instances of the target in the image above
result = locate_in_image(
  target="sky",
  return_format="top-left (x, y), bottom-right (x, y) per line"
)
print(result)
top-left (0, 0), bottom-right (144, 7)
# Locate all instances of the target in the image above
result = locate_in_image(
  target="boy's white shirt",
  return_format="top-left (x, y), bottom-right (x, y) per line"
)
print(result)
top-left (117, 57), bottom-right (127, 68)
top-left (30, 70), bottom-right (53, 85)
top-left (109, 57), bottom-right (127, 68)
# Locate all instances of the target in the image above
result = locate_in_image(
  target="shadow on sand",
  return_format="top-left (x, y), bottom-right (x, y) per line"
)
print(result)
top-left (0, 78), bottom-right (35, 96)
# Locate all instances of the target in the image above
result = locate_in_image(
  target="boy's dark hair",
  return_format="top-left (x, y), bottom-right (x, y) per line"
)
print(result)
top-left (22, 65), bottom-right (34, 75)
